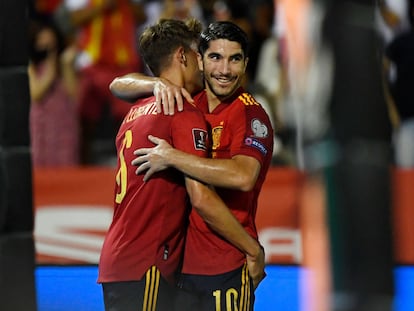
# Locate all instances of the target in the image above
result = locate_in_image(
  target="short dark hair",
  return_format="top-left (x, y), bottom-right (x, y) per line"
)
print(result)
top-left (139, 18), bottom-right (202, 76)
top-left (198, 21), bottom-right (249, 57)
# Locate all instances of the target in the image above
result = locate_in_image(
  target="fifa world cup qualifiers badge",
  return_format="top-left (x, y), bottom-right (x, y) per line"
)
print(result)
top-left (192, 129), bottom-right (208, 151)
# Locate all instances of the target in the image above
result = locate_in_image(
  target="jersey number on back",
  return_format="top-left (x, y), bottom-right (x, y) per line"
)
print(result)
top-left (115, 130), bottom-right (132, 204)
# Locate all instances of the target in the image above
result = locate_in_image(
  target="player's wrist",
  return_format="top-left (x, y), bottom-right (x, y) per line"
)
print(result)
top-left (166, 147), bottom-right (180, 167)
top-left (153, 78), bottom-right (169, 96)
top-left (246, 242), bottom-right (263, 259)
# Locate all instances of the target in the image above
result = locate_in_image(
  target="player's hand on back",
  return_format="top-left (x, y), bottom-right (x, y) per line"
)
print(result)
top-left (132, 135), bottom-right (173, 181)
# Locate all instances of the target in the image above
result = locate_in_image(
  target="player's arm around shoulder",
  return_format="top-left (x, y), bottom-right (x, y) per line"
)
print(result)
top-left (110, 73), bottom-right (193, 113)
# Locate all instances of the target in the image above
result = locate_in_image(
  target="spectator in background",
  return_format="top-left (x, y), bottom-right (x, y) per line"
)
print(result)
top-left (247, 0), bottom-right (275, 82)
top-left (377, 0), bottom-right (410, 45)
top-left (253, 23), bottom-right (291, 165)
top-left (249, 0), bottom-right (293, 165)
top-left (384, 0), bottom-right (414, 168)
top-left (160, 0), bottom-right (205, 22)
top-left (63, 0), bottom-right (147, 164)
top-left (210, 0), bottom-right (275, 88)
top-left (32, 0), bottom-right (63, 17)
top-left (28, 18), bottom-right (80, 167)
top-left (132, 0), bottom-right (207, 43)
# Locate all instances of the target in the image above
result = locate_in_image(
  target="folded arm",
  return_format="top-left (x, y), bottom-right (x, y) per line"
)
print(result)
top-left (185, 177), bottom-right (265, 288)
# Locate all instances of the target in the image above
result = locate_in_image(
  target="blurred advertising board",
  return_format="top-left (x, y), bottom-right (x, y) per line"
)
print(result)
top-left (33, 167), bottom-right (414, 265)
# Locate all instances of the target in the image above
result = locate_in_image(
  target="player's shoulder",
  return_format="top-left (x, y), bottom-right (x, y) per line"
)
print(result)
top-left (172, 100), bottom-right (205, 124)
top-left (235, 91), bottom-right (262, 109)
top-left (232, 90), bottom-right (273, 126)
top-left (180, 100), bottom-right (203, 115)
top-left (233, 90), bottom-right (269, 117)
top-left (131, 95), bottom-right (156, 107)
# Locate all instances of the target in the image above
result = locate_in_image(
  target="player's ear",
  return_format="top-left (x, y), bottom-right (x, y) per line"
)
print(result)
top-left (175, 46), bottom-right (186, 65)
top-left (243, 56), bottom-right (249, 72)
top-left (178, 46), bottom-right (187, 65)
top-left (197, 53), bottom-right (203, 71)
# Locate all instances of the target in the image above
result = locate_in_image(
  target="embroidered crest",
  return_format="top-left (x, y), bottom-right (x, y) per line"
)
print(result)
top-left (211, 125), bottom-right (223, 150)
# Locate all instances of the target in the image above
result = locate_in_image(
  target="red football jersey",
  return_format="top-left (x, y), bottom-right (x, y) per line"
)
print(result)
top-left (98, 97), bottom-right (208, 284)
top-left (182, 88), bottom-right (274, 275)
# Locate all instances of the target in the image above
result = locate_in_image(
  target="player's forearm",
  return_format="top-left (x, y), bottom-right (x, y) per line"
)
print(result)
top-left (187, 180), bottom-right (261, 257)
top-left (28, 68), bottom-right (54, 101)
top-left (169, 148), bottom-right (255, 191)
top-left (207, 213), bottom-right (261, 259)
top-left (29, 79), bottom-right (51, 101)
top-left (69, 6), bottom-right (108, 27)
top-left (109, 73), bottom-right (157, 101)
top-left (60, 50), bottom-right (78, 100)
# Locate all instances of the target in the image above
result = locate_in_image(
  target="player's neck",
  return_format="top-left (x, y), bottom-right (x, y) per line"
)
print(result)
top-left (205, 86), bottom-right (238, 113)
top-left (160, 68), bottom-right (184, 89)
top-left (206, 91), bottom-right (221, 113)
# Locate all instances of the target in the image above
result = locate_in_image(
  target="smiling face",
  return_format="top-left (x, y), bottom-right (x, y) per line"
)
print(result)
top-left (198, 38), bottom-right (248, 102)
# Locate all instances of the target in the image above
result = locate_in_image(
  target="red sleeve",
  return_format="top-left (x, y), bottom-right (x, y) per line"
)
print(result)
top-left (171, 103), bottom-right (209, 158)
top-left (229, 100), bottom-right (274, 165)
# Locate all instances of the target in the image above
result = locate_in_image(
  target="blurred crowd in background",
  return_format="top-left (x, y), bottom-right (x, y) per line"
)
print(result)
top-left (27, 0), bottom-right (414, 170)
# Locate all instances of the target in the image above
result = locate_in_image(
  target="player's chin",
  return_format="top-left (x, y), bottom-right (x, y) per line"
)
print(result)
top-left (215, 86), bottom-right (237, 98)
